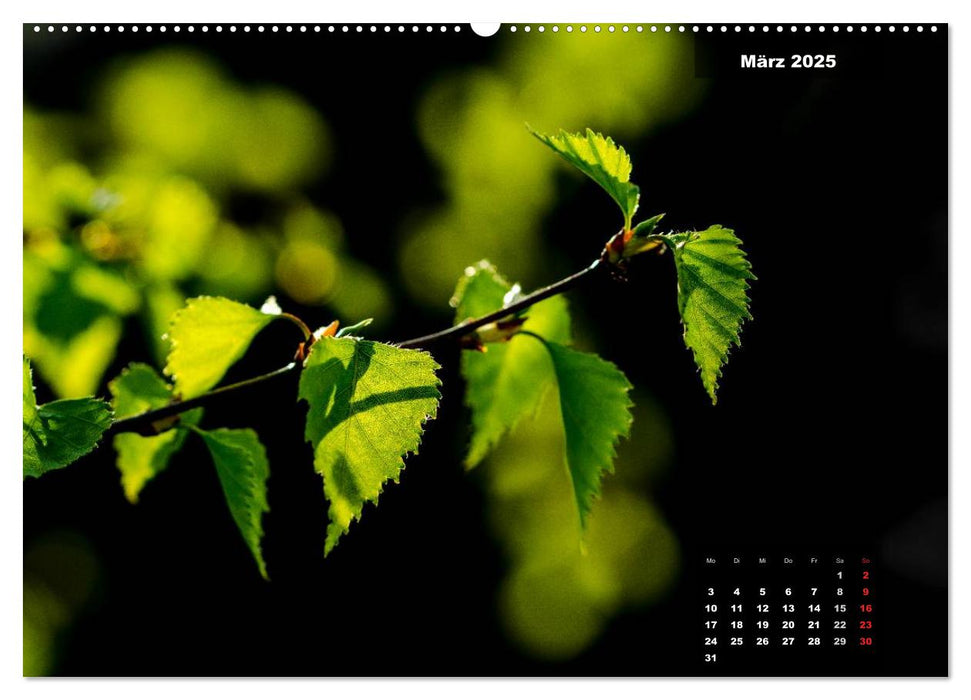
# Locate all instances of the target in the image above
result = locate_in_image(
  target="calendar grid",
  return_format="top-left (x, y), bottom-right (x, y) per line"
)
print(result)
top-left (699, 552), bottom-right (877, 673)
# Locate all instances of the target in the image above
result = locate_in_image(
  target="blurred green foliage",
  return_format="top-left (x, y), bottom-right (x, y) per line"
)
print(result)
top-left (402, 30), bottom-right (703, 306)
top-left (486, 385), bottom-right (679, 660)
top-left (24, 533), bottom-right (101, 676)
top-left (100, 50), bottom-right (328, 192)
top-left (24, 49), bottom-right (391, 398)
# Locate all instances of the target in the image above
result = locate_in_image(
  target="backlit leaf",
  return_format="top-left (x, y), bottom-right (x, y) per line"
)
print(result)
top-left (528, 126), bottom-right (640, 229)
top-left (23, 356), bottom-right (113, 479)
top-left (542, 341), bottom-right (633, 531)
top-left (195, 428), bottom-right (271, 579)
top-left (663, 226), bottom-right (755, 403)
top-left (109, 363), bottom-right (201, 502)
top-left (164, 296), bottom-right (279, 399)
top-left (451, 260), bottom-right (571, 468)
top-left (298, 337), bottom-right (440, 555)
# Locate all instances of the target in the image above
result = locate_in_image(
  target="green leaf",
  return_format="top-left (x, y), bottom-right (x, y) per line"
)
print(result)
top-left (24, 357), bottom-right (113, 479)
top-left (528, 126), bottom-right (640, 229)
top-left (109, 363), bottom-right (201, 502)
top-left (663, 226), bottom-right (755, 403)
top-left (164, 296), bottom-right (279, 399)
top-left (24, 356), bottom-right (40, 436)
top-left (451, 261), bottom-right (571, 468)
top-left (541, 341), bottom-right (633, 532)
top-left (195, 428), bottom-right (271, 579)
top-left (298, 337), bottom-right (440, 555)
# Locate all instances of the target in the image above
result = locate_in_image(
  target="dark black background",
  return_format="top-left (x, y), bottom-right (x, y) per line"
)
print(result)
top-left (23, 24), bottom-right (948, 676)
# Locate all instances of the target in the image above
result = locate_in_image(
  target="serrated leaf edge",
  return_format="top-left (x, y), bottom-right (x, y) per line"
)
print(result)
top-left (300, 338), bottom-right (442, 556)
top-left (662, 226), bottom-right (755, 403)
top-left (162, 295), bottom-right (277, 398)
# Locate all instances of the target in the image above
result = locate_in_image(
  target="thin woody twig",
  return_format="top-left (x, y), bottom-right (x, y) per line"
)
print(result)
top-left (109, 258), bottom-right (606, 435)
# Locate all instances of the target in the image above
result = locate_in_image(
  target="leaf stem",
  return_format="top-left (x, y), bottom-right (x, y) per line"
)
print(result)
top-left (109, 258), bottom-right (606, 435)
top-left (279, 313), bottom-right (313, 341)
top-left (108, 362), bottom-right (299, 436)
top-left (397, 258), bottom-right (603, 349)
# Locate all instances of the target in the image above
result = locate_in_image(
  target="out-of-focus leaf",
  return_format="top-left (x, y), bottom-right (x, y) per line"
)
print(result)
top-left (274, 237), bottom-right (339, 304)
top-left (298, 337), bottom-right (440, 555)
top-left (141, 177), bottom-right (218, 281)
top-left (328, 260), bottom-right (393, 324)
top-left (24, 246), bottom-right (139, 398)
top-left (101, 50), bottom-right (329, 192)
top-left (194, 222), bottom-right (272, 299)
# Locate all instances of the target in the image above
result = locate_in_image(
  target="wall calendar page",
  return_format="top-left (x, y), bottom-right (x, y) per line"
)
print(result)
top-left (22, 19), bottom-right (947, 679)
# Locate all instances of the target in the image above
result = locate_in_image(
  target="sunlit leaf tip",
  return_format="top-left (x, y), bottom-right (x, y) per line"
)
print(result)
top-left (540, 341), bottom-right (634, 532)
top-left (662, 225), bottom-right (755, 403)
top-left (195, 427), bottom-right (271, 579)
top-left (527, 125), bottom-right (641, 229)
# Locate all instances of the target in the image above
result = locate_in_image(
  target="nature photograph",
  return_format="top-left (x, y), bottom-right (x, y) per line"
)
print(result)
top-left (22, 22), bottom-right (946, 676)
